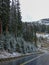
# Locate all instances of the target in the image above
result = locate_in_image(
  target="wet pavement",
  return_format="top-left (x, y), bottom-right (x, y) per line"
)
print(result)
top-left (0, 53), bottom-right (49, 65)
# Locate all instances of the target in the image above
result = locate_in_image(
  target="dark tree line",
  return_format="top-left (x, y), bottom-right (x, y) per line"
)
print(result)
top-left (0, 0), bottom-right (37, 49)
top-left (0, 0), bottom-right (22, 37)
top-left (34, 22), bottom-right (49, 33)
top-left (0, 0), bottom-right (10, 33)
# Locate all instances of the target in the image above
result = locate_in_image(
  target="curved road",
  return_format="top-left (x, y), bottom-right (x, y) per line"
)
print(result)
top-left (0, 53), bottom-right (49, 65)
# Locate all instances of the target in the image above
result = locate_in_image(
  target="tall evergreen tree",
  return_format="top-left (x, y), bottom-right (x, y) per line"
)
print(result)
top-left (10, 0), bottom-right (17, 35)
top-left (0, 0), bottom-right (10, 33)
top-left (0, 0), bottom-right (2, 18)
top-left (23, 22), bottom-right (33, 42)
top-left (10, 0), bottom-right (22, 37)
top-left (16, 0), bottom-right (22, 37)
top-left (0, 0), bottom-right (3, 34)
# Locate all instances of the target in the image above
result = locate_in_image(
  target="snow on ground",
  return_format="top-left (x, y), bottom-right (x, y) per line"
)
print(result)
top-left (36, 33), bottom-right (49, 38)
top-left (0, 51), bottom-right (22, 59)
top-left (0, 50), bottom-right (44, 59)
top-left (39, 47), bottom-right (49, 54)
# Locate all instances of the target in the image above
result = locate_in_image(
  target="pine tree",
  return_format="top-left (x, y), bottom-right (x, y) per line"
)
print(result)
top-left (0, 0), bottom-right (3, 34)
top-left (0, 0), bottom-right (2, 18)
top-left (16, 0), bottom-right (22, 37)
top-left (10, 0), bottom-right (22, 37)
top-left (10, 0), bottom-right (17, 34)
top-left (23, 22), bottom-right (33, 42)
top-left (33, 24), bottom-right (37, 47)
top-left (0, 0), bottom-right (10, 33)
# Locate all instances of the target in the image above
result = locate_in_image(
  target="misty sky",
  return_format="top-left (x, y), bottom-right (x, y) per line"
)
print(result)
top-left (11, 0), bottom-right (49, 22)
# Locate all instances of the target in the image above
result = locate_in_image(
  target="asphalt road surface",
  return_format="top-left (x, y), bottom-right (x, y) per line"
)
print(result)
top-left (0, 53), bottom-right (49, 65)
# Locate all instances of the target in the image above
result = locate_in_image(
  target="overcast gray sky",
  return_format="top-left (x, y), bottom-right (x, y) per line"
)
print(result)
top-left (20, 0), bottom-right (49, 22)
top-left (11, 0), bottom-right (49, 22)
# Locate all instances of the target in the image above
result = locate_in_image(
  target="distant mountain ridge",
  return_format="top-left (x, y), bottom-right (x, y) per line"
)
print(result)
top-left (39, 18), bottom-right (49, 25)
top-left (41, 18), bottom-right (49, 21)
